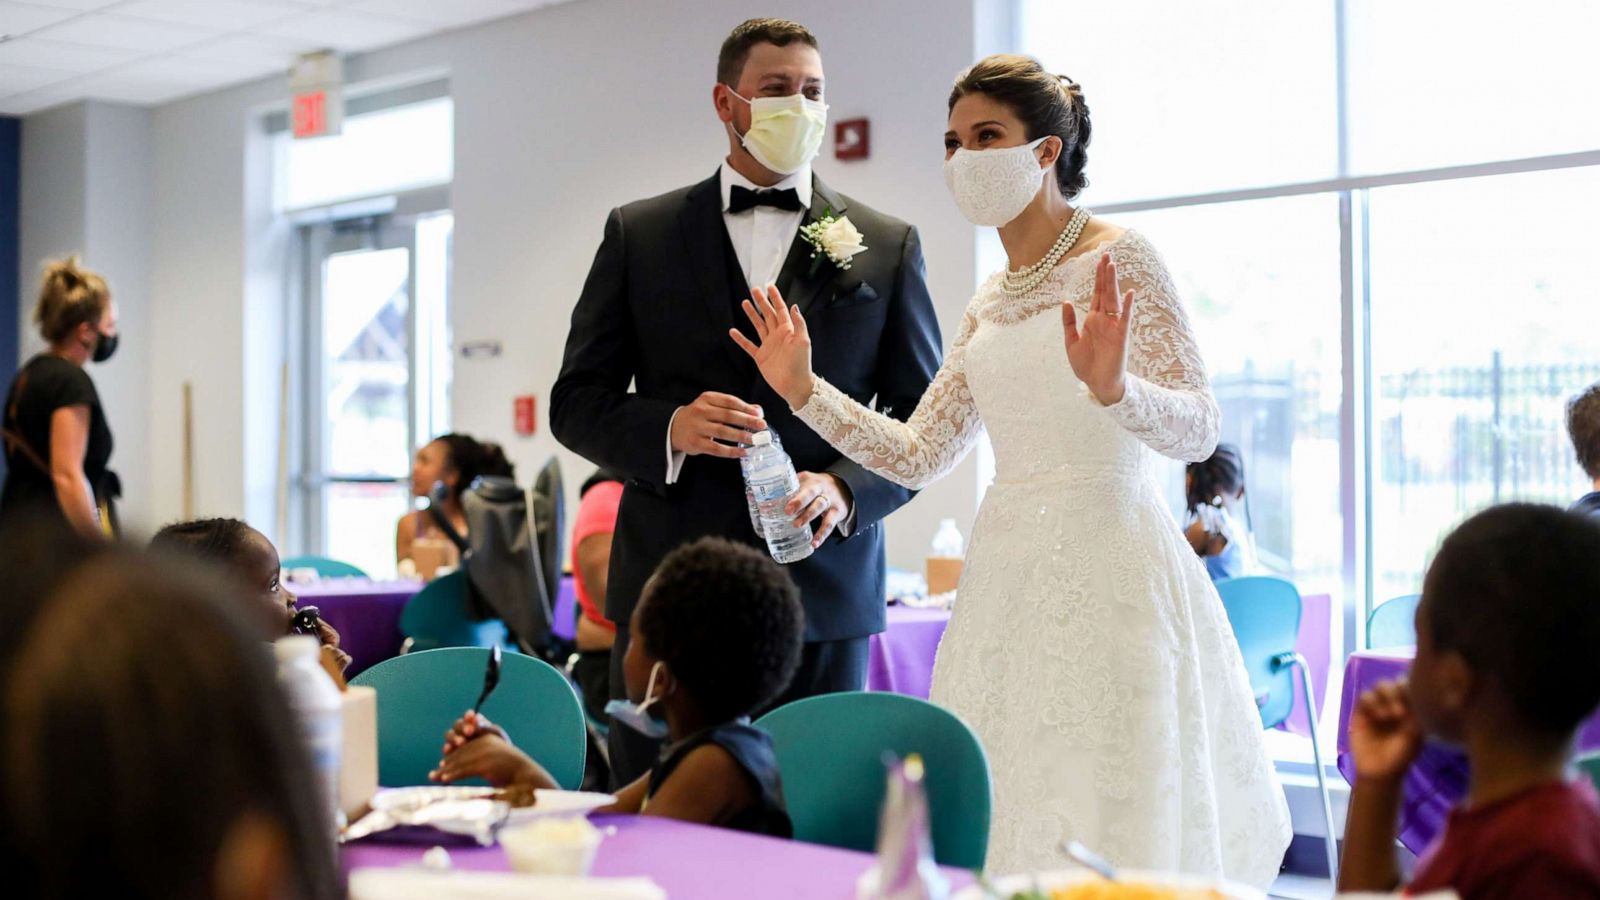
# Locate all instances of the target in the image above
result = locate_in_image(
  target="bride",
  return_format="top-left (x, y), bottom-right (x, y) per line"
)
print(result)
top-left (730, 55), bottom-right (1291, 885)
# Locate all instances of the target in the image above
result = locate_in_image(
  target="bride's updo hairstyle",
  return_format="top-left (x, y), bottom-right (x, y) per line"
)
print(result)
top-left (948, 54), bottom-right (1092, 200)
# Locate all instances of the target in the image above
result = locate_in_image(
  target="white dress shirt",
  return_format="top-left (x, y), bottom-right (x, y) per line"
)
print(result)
top-left (662, 161), bottom-right (854, 533)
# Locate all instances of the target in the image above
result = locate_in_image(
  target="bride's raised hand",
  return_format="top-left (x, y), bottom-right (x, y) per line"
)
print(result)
top-left (730, 284), bottom-right (816, 410)
top-left (1062, 253), bottom-right (1134, 405)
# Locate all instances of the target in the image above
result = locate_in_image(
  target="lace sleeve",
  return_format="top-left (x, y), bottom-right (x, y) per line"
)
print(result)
top-left (793, 311), bottom-right (984, 490)
top-left (1098, 233), bottom-right (1221, 463)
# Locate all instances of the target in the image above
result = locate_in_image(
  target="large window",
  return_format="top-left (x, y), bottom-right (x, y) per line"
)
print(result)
top-left (1367, 167), bottom-right (1600, 603)
top-left (1115, 196), bottom-right (1344, 593)
top-left (1019, 0), bottom-right (1600, 645)
top-left (275, 92), bottom-right (457, 577)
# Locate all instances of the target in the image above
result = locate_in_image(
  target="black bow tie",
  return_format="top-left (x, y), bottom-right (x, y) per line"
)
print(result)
top-left (728, 185), bottom-right (804, 214)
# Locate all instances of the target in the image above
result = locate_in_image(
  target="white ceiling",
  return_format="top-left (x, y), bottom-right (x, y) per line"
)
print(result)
top-left (0, 0), bottom-right (571, 115)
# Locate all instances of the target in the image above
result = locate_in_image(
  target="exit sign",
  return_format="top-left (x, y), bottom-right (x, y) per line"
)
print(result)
top-left (288, 50), bottom-right (343, 140)
top-left (292, 90), bottom-right (329, 138)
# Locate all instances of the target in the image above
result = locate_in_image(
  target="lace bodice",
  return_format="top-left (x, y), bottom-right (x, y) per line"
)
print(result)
top-left (794, 230), bottom-right (1220, 489)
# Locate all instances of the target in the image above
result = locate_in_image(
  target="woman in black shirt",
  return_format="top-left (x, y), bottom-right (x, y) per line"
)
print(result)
top-left (0, 257), bottom-right (117, 538)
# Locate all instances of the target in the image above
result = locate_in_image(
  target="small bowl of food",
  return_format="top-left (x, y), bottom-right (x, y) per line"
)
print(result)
top-left (499, 816), bottom-right (604, 877)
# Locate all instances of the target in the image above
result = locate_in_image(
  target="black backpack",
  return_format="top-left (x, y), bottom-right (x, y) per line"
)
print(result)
top-left (429, 457), bottom-right (566, 659)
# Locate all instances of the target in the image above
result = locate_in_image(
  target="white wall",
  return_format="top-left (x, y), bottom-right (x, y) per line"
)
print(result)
top-left (18, 101), bottom-right (154, 532)
top-left (18, 103), bottom-right (85, 359)
top-left (28, 0), bottom-right (987, 566)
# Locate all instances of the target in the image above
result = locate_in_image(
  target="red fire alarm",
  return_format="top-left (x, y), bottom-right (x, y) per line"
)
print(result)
top-left (513, 394), bottom-right (537, 437)
top-left (835, 118), bottom-right (869, 161)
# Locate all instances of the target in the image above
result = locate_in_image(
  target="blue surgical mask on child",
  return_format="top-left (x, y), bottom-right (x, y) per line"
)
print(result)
top-left (605, 661), bottom-right (670, 739)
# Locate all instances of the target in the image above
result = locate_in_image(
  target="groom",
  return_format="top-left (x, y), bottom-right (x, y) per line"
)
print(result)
top-left (551, 18), bottom-right (942, 783)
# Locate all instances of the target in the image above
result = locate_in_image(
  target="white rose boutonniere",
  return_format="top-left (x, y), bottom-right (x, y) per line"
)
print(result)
top-left (799, 210), bottom-right (868, 275)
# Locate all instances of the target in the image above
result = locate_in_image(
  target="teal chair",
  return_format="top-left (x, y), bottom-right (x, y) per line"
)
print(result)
top-left (1367, 594), bottom-right (1421, 649)
top-left (399, 571), bottom-right (511, 653)
top-left (281, 554), bottom-right (368, 579)
top-left (755, 692), bottom-right (991, 869)
top-left (1215, 575), bottom-right (1339, 882)
top-left (1576, 752), bottom-right (1600, 795)
top-left (351, 647), bottom-right (585, 788)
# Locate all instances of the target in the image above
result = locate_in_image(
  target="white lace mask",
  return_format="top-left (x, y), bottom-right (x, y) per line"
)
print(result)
top-left (943, 137), bottom-right (1049, 227)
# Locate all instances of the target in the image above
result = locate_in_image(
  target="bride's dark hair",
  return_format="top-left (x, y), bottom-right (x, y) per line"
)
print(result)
top-left (948, 54), bottom-right (1091, 200)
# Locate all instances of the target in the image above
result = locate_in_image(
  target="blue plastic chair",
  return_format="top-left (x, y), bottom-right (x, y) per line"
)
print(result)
top-left (755, 692), bottom-right (992, 869)
top-left (1215, 575), bottom-right (1339, 882)
top-left (280, 554), bottom-right (368, 579)
top-left (1367, 594), bottom-right (1421, 649)
top-left (399, 571), bottom-right (511, 653)
top-left (350, 647), bottom-right (586, 789)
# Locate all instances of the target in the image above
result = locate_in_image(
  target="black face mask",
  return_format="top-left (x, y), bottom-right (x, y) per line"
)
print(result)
top-left (92, 330), bottom-right (118, 364)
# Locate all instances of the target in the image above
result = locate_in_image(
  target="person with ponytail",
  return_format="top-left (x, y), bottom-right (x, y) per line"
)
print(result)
top-left (0, 256), bottom-right (119, 539)
top-left (1183, 442), bottom-right (1260, 581)
top-left (396, 432), bottom-right (516, 572)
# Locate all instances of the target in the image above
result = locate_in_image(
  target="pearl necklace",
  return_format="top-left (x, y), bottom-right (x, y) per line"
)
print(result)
top-left (1002, 206), bottom-right (1092, 297)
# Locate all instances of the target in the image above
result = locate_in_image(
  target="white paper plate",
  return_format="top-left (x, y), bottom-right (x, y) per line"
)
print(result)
top-left (371, 786), bottom-right (613, 821)
top-left (505, 789), bottom-right (616, 826)
top-left (952, 869), bottom-right (1264, 900)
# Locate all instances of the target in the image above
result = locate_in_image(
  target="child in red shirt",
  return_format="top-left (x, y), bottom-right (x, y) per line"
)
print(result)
top-left (1340, 503), bottom-right (1600, 899)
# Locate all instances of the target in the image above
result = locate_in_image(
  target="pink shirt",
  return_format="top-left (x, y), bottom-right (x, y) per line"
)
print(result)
top-left (571, 481), bottom-right (623, 631)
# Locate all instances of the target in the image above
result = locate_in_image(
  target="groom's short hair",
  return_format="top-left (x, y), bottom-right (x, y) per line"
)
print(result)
top-left (718, 18), bottom-right (818, 87)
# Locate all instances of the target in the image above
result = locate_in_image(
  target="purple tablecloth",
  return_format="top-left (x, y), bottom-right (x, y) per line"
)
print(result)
top-left (1336, 648), bottom-right (1600, 853)
top-left (862, 590), bottom-right (1332, 723)
top-left (343, 814), bottom-right (975, 897)
top-left (866, 605), bottom-right (951, 699)
top-left (294, 579), bottom-right (421, 677)
top-left (295, 576), bottom-right (580, 676)
top-left (1283, 592), bottom-right (1332, 738)
top-left (553, 575), bottom-right (578, 643)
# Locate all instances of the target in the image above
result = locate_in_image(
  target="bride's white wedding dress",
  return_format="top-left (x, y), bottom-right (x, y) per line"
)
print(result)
top-left (794, 230), bottom-right (1291, 885)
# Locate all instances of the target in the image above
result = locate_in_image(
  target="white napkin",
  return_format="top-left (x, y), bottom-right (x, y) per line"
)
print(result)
top-left (349, 868), bottom-right (667, 900)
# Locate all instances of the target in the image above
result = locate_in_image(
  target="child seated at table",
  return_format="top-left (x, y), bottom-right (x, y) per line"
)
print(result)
top-left (1339, 503), bottom-right (1600, 899)
top-left (430, 537), bottom-right (802, 837)
top-left (150, 517), bottom-right (350, 687)
top-left (0, 532), bottom-right (340, 900)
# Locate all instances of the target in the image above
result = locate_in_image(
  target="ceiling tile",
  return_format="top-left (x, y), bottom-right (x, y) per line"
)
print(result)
top-left (33, 11), bottom-right (222, 53)
top-left (9, 1), bottom-right (122, 10)
top-left (259, 9), bottom-right (430, 52)
top-left (0, 35), bottom-right (142, 72)
top-left (182, 31), bottom-right (313, 67)
top-left (346, 0), bottom-right (527, 28)
top-left (0, 2), bottom-right (80, 35)
top-left (0, 59), bottom-right (76, 93)
top-left (115, 1), bottom-right (306, 31)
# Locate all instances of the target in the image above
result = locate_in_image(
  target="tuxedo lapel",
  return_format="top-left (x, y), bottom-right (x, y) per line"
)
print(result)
top-left (678, 172), bottom-right (751, 373)
top-left (775, 175), bottom-right (851, 318)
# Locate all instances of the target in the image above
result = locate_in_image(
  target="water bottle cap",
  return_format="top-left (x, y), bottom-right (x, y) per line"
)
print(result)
top-left (751, 431), bottom-right (773, 446)
top-left (274, 634), bottom-right (320, 663)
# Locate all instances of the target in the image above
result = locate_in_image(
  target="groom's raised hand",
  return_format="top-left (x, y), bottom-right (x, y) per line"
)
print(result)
top-left (669, 392), bottom-right (767, 459)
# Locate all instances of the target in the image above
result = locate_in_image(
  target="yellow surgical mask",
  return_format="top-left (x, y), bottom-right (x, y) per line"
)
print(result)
top-left (728, 90), bottom-right (828, 175)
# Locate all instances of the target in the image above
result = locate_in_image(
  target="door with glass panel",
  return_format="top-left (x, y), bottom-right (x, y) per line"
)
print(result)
top-left (299, 212), bottom-right (453, 577)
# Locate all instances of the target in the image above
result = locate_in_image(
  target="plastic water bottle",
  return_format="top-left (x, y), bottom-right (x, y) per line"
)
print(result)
top-left (741, 428), bottom-right (782, 538)
top-left (931, 518), bottom-right (964, 558)
top-left (275, 635), bottom-right (343, 834)
top-left (744, 431), bottom-right (815, 564)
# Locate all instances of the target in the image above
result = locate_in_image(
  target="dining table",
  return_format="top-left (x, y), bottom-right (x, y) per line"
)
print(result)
top-left (1337, 647), bottom-right (1600, 852)
top-left (343, 813), bottom-right (977, 898)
